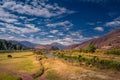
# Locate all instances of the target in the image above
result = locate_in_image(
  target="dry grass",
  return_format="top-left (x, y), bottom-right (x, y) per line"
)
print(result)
top-left (38, 57), bottom-right (120, 80)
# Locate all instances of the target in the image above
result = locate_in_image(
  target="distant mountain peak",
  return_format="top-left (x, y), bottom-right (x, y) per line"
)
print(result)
top-left (50, 42), bottom-right (66, 49)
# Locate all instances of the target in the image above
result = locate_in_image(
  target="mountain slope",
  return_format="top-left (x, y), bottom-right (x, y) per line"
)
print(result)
top-left (11, 40), bottom-right (40, 48)
top-left (49, 42), bottom-right (66, 49)
top-left (66, 28), bottom-right (120, 50)
top-left (34, 45), bottom-right (59, 50)
top-left (18, 41), bottom-right (39, 48)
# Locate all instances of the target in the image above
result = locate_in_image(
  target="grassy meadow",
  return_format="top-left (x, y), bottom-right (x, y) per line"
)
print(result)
top-left (0, 50), bottom-right (120, 80)
top-left (0, 51), bottom-right (42, 80)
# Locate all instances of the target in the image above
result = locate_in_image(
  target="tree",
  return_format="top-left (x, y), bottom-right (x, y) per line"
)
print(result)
top-left (87, 44), bottom-right (96, 53)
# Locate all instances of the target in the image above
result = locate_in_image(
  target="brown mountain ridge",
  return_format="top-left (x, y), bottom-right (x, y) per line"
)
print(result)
top-left (66, 28), bottom-right (120, 50)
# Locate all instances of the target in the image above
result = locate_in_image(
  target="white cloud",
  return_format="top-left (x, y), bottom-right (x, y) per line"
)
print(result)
top-left (58, 32), bottom-right (64, 36)
top-left (47, 35), bottom-right (54, 38)
top-left (0, 7), bottom-right (17, 18)
top-left (1, 1), bottom-right (74, 18)
top-left (48, 31), bottom-right (91, 45)
top-left (50, 30), bottom-right (59, 34)
top-left (0, 28), bottom-right (6, 32)
top-left (39, 36), bottom-right (91, 45)
top-left (94, 27), bottom-right (104, 31)
top-left (0, 17), bottom-right (17, 23)
top-left (105, 21), bottom-right (120, 27)
top-left (21, 34), bottom-right (27, 38)
top-left (105, 16), bottom-right (120, 27)
top-left (40, 32), bottom-right (48, 35)
top-left (46, 21), bottom-right (73, 28)
top-left (25, 24), bottom-right (41, 32)
top-left (0, 23), bottom-right (41, 34)
top-left (8, 36), bottom-right (14, 39)
top-left (0, 7), bottom-right (18, 23)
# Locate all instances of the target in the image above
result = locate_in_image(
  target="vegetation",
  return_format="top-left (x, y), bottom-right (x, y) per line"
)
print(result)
top-left (0, 50), bottom-right (120, 80)
top-left (87, 44), bottom-right (96, 53)
top-left (46, 70), bottom-right (61, 80)
top-left (0, 52), bottom-right (42, 80)
top-left (53, 50), bottom-right (120, 71)
top-left (0, 72), bottom-right (19, 80)
top-left (0, 39), bottom-right (25, 50)
top-left (104, 49), bottom-right (120, 55)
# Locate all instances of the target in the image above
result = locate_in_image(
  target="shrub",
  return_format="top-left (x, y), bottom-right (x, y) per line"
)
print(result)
top-left (87, 44), bottom-right (96, 53)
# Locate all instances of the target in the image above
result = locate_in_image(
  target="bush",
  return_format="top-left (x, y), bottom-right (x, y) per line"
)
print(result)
top-left (87, 44), bottom-right (96, 53)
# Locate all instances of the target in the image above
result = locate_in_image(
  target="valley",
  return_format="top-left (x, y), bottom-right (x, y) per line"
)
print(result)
top-left (0, 50), bottom-right (120, 80)
top-left (0, 0), bottom-right (120, 80)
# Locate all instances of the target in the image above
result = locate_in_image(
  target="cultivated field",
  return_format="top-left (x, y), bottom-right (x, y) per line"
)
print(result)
top-left (0, 50), bottom-right (120, 80)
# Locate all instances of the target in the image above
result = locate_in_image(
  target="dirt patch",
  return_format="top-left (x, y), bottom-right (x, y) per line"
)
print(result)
top-left (15, 73), bottom-right (34, 80)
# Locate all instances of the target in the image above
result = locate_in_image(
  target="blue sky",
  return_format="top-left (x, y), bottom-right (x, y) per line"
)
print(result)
top-left (0, 0), bottom-right (120, 45)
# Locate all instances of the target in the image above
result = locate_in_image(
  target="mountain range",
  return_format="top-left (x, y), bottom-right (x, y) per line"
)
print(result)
top-left (11, 41), bottom-right (66, 50)
top-left (0, 28), bottom-right (120, 50)
top-left (66, 28), bottom-right (120, 50)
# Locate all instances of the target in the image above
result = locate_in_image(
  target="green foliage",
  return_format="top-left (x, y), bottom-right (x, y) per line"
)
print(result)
top-left (104, 49), bottom-right (120, 55)
top-left (87, 44), bottom-right (96, 53)
top-left (55, 52), bottom-right (120, 71)
top-left (0, 39), bottom-right (24, 50)
top-left (83, 56), bottom-right (120, 71)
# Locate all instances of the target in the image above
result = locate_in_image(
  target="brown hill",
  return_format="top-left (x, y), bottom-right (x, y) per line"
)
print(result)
top-left (34, 45), bottom-right (59, 50)
top-left (66, 28), bottom-right (120, 50)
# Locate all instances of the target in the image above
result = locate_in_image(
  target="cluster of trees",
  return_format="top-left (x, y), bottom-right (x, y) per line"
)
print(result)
top-left (0, 39), bottom-right (24, 50)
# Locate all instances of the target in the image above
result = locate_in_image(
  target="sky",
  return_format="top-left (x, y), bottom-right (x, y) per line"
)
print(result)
top-left (0, 0), bottom-right (120, 45)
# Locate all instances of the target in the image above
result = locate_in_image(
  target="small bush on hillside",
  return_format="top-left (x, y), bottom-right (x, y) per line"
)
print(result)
top-left (87, 44), bottom-right (96, 53)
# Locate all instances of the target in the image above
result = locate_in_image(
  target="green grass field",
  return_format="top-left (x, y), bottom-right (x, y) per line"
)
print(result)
top-left (0, 50), bottom-right (120, 80)
top-left (0, 52), bottom-right (42, 80)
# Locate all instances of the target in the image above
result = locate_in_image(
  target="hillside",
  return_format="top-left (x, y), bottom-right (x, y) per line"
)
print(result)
top-left (66, 28), bottom-right (120, 50)
top-left (11, 40), bottom-right (40, 48)
top-left (49, 42), bottom-right (66, 49)
top-left (34, 45), bottom-right (59, 50)
top-left (11, 41), bottom-right (62, 50)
